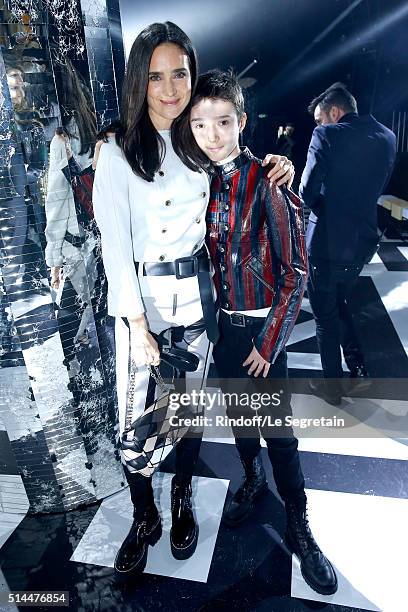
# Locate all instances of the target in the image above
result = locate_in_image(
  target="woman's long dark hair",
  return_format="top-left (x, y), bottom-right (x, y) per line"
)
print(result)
top-left (57, 59), bottom-right (97, 157)
top-left (120, 21), bottom-right (201, 182)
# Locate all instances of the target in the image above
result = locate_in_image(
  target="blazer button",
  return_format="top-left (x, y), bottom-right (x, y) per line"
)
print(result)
top-left (165, 200), bottom-right (171, 206)
top-left (222, 282), bottom-right (230, 291)
top-left (201, 192), bottom-right (206, 198)
top-left (218, 245), bottom-right (225, 253)
top-left (224, 301), bottom-right (231, 309)
top-left (224, 204), bottom-right (230, 211)
top-left (220, 264), bottom-right (227, 272)
top-left (196, 218), bottom-right (201, 224)
top-left (159, 255), bottom-right (165, 261)
top-left (158, 170), bottom-right (165, 177)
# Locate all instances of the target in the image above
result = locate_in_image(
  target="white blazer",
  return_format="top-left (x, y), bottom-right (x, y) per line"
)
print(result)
top-left (44, 135), bottom-right (96, 304)
top-left (92, 132), bottom-right (210, 320)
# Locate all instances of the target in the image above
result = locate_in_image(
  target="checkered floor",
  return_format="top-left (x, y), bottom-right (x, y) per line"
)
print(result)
top-left (1, 239), bottom-right (408, 611)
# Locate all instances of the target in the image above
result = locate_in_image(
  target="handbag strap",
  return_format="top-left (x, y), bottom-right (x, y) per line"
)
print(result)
top-left (124, 361), bottom-right (167, 434)
top-left (148, 364), bottom-right (167, 393)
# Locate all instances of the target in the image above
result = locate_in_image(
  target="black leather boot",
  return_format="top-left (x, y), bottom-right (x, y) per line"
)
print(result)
top-left (285, 493), bottom-right (338, 595)
top-left (170, 476), bottom-right (198, 560)
top-left (223, 454), bottom-right (268, 528)
top-left (114, 504), bottom-right (162, 579)
top-left (348, 365), bottom-right (371, 391)
top-left (309, 379), bottom-right (342, 406)
top-left (349, 364), bottom-right (369, 378)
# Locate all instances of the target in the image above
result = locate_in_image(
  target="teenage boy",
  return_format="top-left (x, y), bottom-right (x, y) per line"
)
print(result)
top-left (188, 70), bottom-right (337, 596)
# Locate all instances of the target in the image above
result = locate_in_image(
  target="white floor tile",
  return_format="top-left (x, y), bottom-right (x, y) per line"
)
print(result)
top-left (397, 246), bottom-right (408, 261)
top-left (291, 489), bottom-right (408, 611)
top-left (287, 352), bottom-right (322, 370)
top-left (287, 352), bottom-right (348, 371)
top-left (371, 272), bottom-right (408, 357)
top-left (297, 434), bottom-right (408, 460)
top-left (287, 319), bottom-right (316, 347)
top-left (292, 393), bottom-right (408, 459)
top-left (0, 512), bottom-right (27, 549)
top-left (300, 298), bottom-right (313, 313)
top-left (71, 473), bottom-right (229, 582)
top-left (361, 257), bottom-right (388, 275)
top-left (368, 252), bottom-right (383, 264)
top-left (205, 391), bottom-right (408, 459)
top-left (0, 475), bottom-right (29, 514)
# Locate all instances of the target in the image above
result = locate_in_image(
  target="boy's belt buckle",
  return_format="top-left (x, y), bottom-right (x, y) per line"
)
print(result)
top-left (230, 313), bottom-right (246, 327)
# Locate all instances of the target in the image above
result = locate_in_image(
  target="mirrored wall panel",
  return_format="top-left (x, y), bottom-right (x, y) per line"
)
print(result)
top-left (0, 0), bottom-right (126, 513)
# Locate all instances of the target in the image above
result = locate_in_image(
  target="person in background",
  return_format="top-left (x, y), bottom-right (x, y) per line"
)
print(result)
top-left (276, 122), bottom-right (295, 159)
top-left (300, 83), bottom-right (396, 405)
top-left (4, 62), bottom-right (48, 291)
top-left (44, 60), bottom-right (99, 396)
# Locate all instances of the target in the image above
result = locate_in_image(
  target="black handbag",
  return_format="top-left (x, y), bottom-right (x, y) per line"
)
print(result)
top-left (120, 338), bottom-right (199, 477)
top-left (152, 329), bottom-right (199, 372)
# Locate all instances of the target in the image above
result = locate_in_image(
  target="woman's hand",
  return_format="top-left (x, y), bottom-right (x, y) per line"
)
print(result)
top-left (129, 316), bottom-right (160, 367)
top-left (56, 133), bottom-right (73, 160)
top-left (92, 139), bottom-right (105, 170)
top-left (92, 130), bottom-right (115, 170)
top-left (243, 345), bottom-right (270, 377)
top-left (50, 266), bottom-right (62, 289)
top-left (262, 154), bottom-right (295, 189)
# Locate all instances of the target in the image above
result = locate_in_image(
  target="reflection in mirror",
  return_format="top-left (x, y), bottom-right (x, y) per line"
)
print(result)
top-left (0, 0), bottom-right (126, 512)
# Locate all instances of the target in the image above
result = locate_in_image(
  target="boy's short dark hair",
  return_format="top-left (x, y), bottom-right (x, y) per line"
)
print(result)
top-left (191, 69), bottom-right (245, 118)
top-left (308, 82), bottom-right (358, 115)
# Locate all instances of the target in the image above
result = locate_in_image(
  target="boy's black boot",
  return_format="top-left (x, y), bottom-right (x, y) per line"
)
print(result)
top-left (285, 492), bottom-right (338, 595)
top-left (223, 454), bottom-right (268, 527)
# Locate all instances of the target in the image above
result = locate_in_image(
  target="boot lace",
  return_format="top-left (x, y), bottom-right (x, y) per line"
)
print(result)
top-left (289, 503), bottom-right (322, 556)
top-left (172, 482), bottom-right (192, 512)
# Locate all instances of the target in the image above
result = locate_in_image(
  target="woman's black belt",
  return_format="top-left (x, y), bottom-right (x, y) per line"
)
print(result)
top-left (64, 231), bottom-right (87, 247)
top-left (134, 246), bottom-right (219, 344)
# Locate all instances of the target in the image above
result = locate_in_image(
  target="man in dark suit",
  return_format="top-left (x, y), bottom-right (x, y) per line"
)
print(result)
top-left (299, 83), bottom-right (396, 404)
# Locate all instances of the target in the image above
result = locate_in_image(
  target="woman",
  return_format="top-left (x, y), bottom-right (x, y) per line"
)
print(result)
top-left (5, 63), bottom-right (48, 288)
top-left (92, 21), bottom-right (293, 579)
top-left (45, 60), bottom-right (99, 392)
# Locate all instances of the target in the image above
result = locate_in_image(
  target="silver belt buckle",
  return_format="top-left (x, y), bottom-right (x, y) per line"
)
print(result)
top-left (230, 312), bottom-right (246, 327)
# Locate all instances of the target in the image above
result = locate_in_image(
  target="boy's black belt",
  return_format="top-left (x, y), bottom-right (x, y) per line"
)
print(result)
top-left (221, 310), bottom-right (260, 328)
top-left (135, 246), bottom-right (219, 344)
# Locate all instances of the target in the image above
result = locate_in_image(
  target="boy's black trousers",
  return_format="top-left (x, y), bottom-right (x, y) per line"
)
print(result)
top-left (213, 310), bottom-right (305, 501)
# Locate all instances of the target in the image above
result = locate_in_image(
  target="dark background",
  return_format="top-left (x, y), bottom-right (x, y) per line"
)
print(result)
top-left (119, 0), bottom-right (408, 181)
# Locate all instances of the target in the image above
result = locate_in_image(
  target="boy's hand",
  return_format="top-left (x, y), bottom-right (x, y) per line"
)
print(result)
top-left (262, 154), bottom-right (295, 188)
top-left (243, 346), bottom-right (270, 377)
